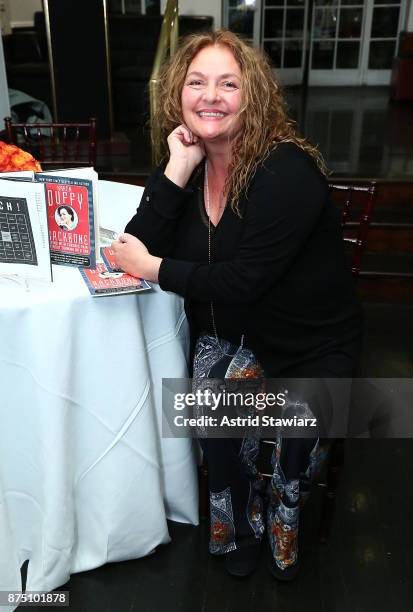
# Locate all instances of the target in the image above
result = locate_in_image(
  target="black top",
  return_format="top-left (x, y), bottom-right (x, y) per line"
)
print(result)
top-left (125, 143), bottom-right (362, 376)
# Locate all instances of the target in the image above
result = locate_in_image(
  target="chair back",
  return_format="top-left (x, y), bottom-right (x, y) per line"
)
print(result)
top-left (4, 117), bottom-right (97, 169)
top-left (255, 183), bottom-right (378, 488)
top-left (328, 181), bottom-right (377, 278)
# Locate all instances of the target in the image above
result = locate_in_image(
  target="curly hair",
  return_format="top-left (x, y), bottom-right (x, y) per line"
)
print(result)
top-left (154, 29), bottom-right (327, 215)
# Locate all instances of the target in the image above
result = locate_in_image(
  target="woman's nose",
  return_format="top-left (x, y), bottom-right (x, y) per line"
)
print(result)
top-left (202, 83), bottom-right (219, 103)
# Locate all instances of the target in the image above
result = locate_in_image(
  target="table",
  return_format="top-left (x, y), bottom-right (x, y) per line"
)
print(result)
top-left (0, 180), bottom-right (199, 607)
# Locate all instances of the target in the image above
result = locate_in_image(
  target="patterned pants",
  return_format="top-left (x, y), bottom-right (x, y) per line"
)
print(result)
top-left (200, 434), bottom-right (327, 570)
top-left (193, 334), bottom-right (328, 571)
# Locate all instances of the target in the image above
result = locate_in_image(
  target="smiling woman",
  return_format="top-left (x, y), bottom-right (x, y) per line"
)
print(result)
top-left (112, 30), bottom-right (362, 583)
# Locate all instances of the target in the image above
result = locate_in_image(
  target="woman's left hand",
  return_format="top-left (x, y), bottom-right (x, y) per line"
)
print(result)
top-left (111, 233), bottom-right (162, 283)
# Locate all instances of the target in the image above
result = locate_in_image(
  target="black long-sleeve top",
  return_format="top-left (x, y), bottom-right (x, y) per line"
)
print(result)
top-left (125, 143), bottom-right (362, 376)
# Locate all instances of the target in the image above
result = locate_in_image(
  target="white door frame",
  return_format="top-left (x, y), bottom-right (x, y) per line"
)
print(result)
top-left (224, 0), bottom-right (412, 86)
top-left (305, 0), bottom-right (408, 85)
top-left (362, 0), bottom-right (409, 85)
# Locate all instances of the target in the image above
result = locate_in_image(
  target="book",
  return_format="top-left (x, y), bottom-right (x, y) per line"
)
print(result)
top-left (41, 167), bottom-right (100, 259)
top-left (100, 246), bottom-right (122, 272)
top-left (0, 167), bottom-right (101, 268)
top-left (80, 262), bottom-right (151, 297)
top-left (0, 178), bottom-right (52, 282)
top-left (36, 173), bottom-right (96, 268)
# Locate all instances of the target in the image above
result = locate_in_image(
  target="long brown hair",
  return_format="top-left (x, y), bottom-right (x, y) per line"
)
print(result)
top-left (155, 29), bottom-right (327, 214)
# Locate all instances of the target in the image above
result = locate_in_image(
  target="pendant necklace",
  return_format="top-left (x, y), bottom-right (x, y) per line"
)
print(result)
top-left (204, 159), bottom-right (244, 356)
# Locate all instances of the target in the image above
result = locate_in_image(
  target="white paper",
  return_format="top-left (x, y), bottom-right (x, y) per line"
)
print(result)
top-left (0, 171), bottom-right (35, 179)
top-left (0, 179), bottom-right (52, 282)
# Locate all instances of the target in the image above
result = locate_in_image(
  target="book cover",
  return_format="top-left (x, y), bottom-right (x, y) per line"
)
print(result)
top-left (42, 167), bottom-right (101, 260)
top-left (100, 246), bottom-right (123, 272)
top-left (79, 262), bottom-right (151, 297)
top-left (36, 174), bottom-right (96, 268)
top-left (0, 179), bottom-right (52, 282)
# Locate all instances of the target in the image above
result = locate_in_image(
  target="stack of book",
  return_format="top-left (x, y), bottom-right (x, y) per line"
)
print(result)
top-left (0, 169), bottom-right (151, 296)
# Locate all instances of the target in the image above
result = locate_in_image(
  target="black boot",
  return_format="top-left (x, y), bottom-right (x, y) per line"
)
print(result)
top-left (267, 540), bottom-right (299, 581)
top-left (225, 541), bottom-right (261, 578)
top-left (268, 556), bottom-right (299, 581)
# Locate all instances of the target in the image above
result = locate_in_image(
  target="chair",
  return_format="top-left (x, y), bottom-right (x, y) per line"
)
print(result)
top-left (4, 116), bottom-right (97, 169)
top-left (257, 180), bottom-right (378, 542)
top-left (331, 181), bottom-right (377, 277)
top-left (200, 181), bottom-right (378, 544)
top-left (316, 181), bottom-right (377, 541)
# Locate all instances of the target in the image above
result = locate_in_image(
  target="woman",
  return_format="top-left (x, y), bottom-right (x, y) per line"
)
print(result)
top-left (112, 30), bottom-right (362, 580)
top-left (56, 205), bottom-right (75, 231)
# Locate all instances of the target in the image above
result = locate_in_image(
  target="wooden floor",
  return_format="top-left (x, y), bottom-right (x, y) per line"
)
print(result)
top-left (19, 303), bottom-right (413, 612)
top-left (98, 86), bottom-right (413, 181)
top-left (36, 459), bottom-right (413, 612)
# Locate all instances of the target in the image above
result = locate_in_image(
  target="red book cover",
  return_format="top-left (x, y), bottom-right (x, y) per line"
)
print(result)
top-left (36, 174), bottom-right (95, 267)
top-left (80, 262), bottom-right (151, 297)
top-left (100, 246), bottom-right (123, 272)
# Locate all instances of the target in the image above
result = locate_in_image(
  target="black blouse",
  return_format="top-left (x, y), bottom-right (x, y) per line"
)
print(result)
top-left (125, 143), bottom-right (362, 376)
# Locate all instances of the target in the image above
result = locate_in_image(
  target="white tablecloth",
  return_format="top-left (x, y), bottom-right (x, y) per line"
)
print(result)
top-left (0, 180), bottom-right (198, 604)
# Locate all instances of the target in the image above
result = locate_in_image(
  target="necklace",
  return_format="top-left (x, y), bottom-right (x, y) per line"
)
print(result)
top-left (204, 160), bottom-right (244, 356)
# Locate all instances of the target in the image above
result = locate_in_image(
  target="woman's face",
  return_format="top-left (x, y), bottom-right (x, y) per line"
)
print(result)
top-left (59, 208), bottom-right (72, 226)
top-left (181, 45), bottom-right (242, 144)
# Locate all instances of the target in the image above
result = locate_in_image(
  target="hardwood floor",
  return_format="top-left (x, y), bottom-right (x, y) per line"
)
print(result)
top-left (98, 86), bottom-right (413, 181)
top-left (19, 303), bottom-right (413, 612)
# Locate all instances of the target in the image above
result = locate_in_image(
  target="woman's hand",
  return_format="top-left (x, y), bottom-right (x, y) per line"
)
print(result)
top-left (111, 233), bottom-right (162, 283)
top-left (164, 124), bottom-right (205, 188)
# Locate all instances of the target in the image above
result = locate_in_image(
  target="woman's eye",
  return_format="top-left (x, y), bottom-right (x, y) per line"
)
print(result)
top-left (222, 81), bottom-right (238, 89)
top-left (188, 80), bottom-right (203, 88)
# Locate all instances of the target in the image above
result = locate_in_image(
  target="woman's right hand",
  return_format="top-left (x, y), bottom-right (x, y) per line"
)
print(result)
top-left (164, 125), bottom-right (205, 188)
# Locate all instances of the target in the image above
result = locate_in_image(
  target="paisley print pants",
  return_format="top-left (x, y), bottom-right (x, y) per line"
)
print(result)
top-left (193, 333), bottom-right (325, 571)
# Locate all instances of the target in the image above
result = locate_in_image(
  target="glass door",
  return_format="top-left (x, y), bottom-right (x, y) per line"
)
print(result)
top-left (309, 0), bottom-right (366, 85)
top-left (225, 0), bottom-right (410, 86)
top-left (223, 0), bottom-right (263, 47)
top-left (108, 0), bottom-right (160, 14)
top-left (308, 0), bottom-right (408, 85)
top-left (362, 0), bottom-right (407, 84)
top-left (262, 0), bottom-right (308, 84)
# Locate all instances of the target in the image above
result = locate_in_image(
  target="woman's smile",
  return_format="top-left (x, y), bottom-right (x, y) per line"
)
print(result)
top-left (196, 110), bottom-right (227, 120)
